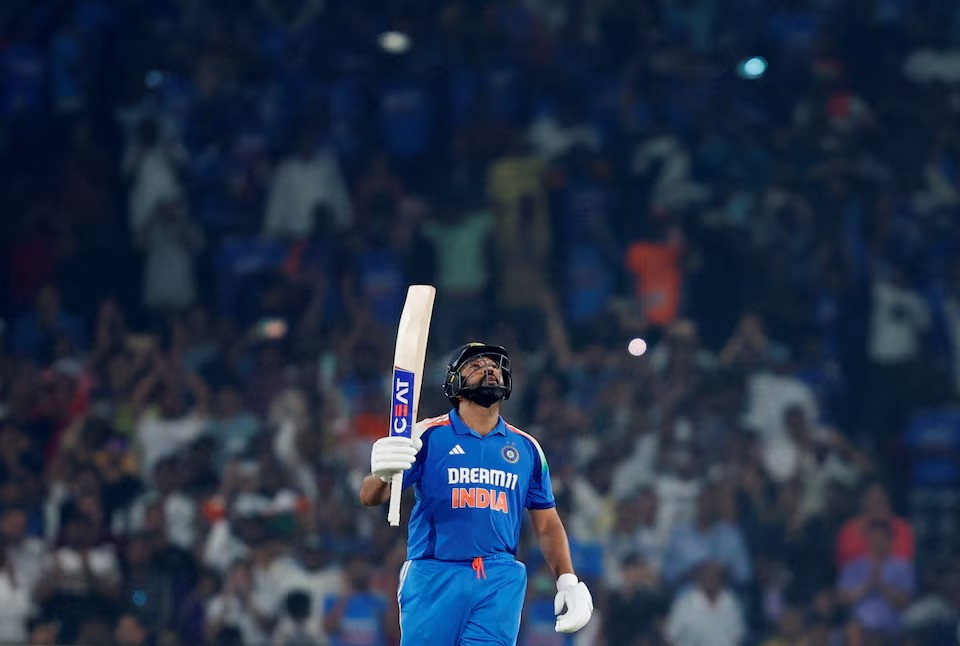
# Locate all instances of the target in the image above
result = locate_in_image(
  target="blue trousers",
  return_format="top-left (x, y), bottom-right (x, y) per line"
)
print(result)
top-left (398, 557), bottom-right (527, 645)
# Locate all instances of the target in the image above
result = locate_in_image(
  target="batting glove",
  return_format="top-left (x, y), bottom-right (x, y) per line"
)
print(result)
top-left (555, 573), bottom-right (593, 633)
top-left (371, 436), bottom-right (422, 482)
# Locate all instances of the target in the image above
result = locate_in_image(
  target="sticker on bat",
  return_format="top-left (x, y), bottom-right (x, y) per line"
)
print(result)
top-left (390, 367), bottom-right (415, 438)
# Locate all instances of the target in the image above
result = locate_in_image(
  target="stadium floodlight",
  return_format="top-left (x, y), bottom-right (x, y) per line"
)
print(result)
top-left (379, 31), bottom-right (411, 54)
top-left (737, 56), bottom-right (768, 80)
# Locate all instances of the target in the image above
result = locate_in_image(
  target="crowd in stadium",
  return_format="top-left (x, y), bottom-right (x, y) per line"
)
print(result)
top-left (1, 0), bottom-right (960, 644)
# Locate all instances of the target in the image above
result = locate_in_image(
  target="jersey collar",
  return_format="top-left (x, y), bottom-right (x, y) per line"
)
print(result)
top-left (449, 408), bottom-right (507, 437)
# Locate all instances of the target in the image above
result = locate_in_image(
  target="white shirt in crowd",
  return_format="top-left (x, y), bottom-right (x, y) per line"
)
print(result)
top-left (654, 472), bottom-right (701, 531)
top-left (138, 209), bottom-right (205, 312)
top-left (206, 592), bottom-right (267, 645)
top-left (526, 114), bottom-right (601, 162)
top-left (136, 410), bottom-right (207, 481)
top-left (610, 433), bottom-right (659, 500)
top-left (263, 150), bottom-right (352, 238)
top-left (47, 545), bottom-right (121, 594)
top-left (0, 565), bottom-right (33, 643)
top-left (202, 520), bottom-right (251, 574)
top-left (742, 371), bottom-right (819, 482)
top-left (867, 278), bottom-right (930, 364)
top-left (120, 491), bottom-right (197, 551)
top-left (276, 564), bottom-right (344, 643)
top-left (666, 587), bottom-right (745, 646)
top-left (5, 537), bottom-right (47, 593)
top-left (126, 148), bottom-right (183, 236)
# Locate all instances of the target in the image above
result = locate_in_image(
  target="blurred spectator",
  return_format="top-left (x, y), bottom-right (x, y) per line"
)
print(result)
top-left (0, 534), bottom-right (34, 644)
top-left (662, 487), bottom-right (751, 590)
top-left (136, 198), bottom-right (205, 316)
top-left (272, 589), bottom-right (326, 646)
top-left (901, 558), bottom-right (960, 643)
top-left (205, 382), bottom-right (262, 470)
top-left (421, 192), bottom-right (494, 350)
top-left (273, 535), bottom-right (344, 643)
top-left (123, 118), bottom-right (186, 239)
top-left (719, 312), bottom-right (776, 373)
top-left (10, 283), bottom-right (86, 364)
top-left (665, 561), bottom-right (745, 646)
top-left (760, 604), bottom-right (812, 646)
top-left (1, 505), bottom-right (46, 594)
top-left (205, 559), bottom-right (269, 645)
top-left (354, 152), bottom-right (407, 231)
top-left (26, 618), bottom-right (61, 645)
top-left (782, 405), bottom-right (872, 517)
top-left (520, 563), bottom-right (573, 646)
top-left (652, 445), bottom-right (703, 533)
top-left (741, 355), bottom-right (820, 484)
top-left (4, 211), bottom-right (59, 311)
top-left (114, 612), bottom-right (149, 646)
top-left (526, 97), bottom-right (601, 162)
top-left (176, 568), bottom-right (221, 643)
top-left (36, 512), bottom-right (120, 642)
top-left (605, 552), bottom-right (666, 644)
top-left (603, 487), bottom-right (669, 587)
top-left (837, 519), bottom-right (916, 641)
top-left (323, 555), bottom-right (389, 646)
top-left (836, 481), bottom-right (915, 568)
top-left (624, 211), bottom-right (685, 331)
top-left (262, 127), bottom-right (353, 239)
top-left (131, 352), bottom-right (210, 482)
top-left (486, 132), bottom-right (551, 348)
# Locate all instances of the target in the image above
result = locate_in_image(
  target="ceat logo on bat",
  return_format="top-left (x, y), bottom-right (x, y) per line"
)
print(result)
top-left (390, 368), bottom-right (415, 438)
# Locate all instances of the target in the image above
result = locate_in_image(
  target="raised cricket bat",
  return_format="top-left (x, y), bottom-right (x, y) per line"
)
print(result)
top-left (387, 285), bottom-right (436, 526)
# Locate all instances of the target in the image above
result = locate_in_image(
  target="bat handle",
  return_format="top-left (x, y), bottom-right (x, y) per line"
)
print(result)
top-left (388, 472), bottom-right (403, 526)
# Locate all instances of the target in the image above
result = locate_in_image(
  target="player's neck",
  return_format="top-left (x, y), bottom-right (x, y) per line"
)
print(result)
top-left (457, 401), bottom-right (501, 436)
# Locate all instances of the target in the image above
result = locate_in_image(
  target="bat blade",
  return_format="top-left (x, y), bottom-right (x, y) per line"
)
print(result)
top-left (387, 285), bottom-right (436, 526)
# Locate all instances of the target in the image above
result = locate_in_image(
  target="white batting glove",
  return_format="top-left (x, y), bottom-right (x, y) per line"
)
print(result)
top-left (554, 573), bottom-right (593, 633)
top-left (371, 436), bottom-right (422, 482)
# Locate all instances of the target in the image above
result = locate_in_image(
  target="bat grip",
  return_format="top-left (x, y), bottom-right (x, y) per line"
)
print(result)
top-left (388, 472), bottom-right (403, 526)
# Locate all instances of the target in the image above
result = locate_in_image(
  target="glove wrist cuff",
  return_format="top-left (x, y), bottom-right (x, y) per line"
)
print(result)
top-left (556, 573), bottom-right (579, 590)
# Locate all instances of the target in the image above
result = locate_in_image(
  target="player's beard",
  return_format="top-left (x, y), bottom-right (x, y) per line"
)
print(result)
top-left (461, 386), bottom-right (506, 408)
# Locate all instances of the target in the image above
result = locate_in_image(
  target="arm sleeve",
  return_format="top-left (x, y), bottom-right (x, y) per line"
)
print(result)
top-left (402, 446), bottom-right (425, 490)
top-left (402, 421), bottom-right (435, 489)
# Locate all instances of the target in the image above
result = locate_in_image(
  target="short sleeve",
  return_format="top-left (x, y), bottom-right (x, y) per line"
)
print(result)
top-left (525, 442), bottom-right (556, 510)
top-left (403, 421), bottom-right (437, 489)
top-left (402, 443), bottom-right (425, 490)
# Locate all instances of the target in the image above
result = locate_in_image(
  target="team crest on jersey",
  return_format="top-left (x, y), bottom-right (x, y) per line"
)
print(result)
top-left (502, 444), bottom-right (520, 464)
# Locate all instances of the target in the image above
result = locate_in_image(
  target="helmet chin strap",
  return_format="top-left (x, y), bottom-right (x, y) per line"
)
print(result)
top-left (461, 386), bottom-right (506, 408)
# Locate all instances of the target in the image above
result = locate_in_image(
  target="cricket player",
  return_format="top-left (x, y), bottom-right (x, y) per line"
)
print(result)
top-left (360, 342), bottom-right (594, 645)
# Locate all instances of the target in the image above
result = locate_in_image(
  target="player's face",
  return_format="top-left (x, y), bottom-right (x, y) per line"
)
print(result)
top-left (461, 356), bottom-right (504, 388)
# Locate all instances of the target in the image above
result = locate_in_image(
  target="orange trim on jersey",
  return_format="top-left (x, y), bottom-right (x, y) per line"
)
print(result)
top-left (505, 423), bottom-right (541, 447)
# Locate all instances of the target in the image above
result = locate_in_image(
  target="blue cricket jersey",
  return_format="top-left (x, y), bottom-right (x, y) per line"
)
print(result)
top-left (402, 409), bottom-right (556, 561)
